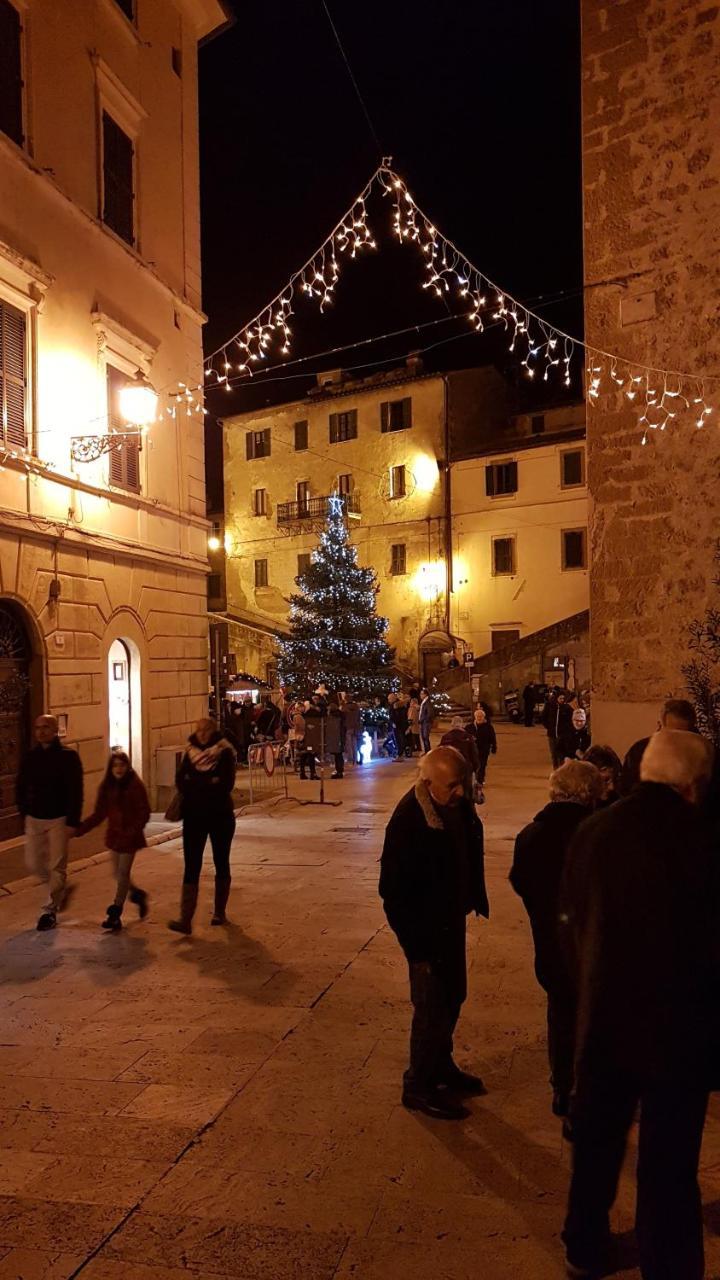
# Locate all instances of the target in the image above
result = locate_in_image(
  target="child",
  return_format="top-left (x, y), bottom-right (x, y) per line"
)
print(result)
top-left (76, 751), bottom-right (150, 931)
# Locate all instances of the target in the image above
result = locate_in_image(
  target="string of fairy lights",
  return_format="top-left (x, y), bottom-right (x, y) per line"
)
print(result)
top-left (196, 161), bottom-right (719, 447)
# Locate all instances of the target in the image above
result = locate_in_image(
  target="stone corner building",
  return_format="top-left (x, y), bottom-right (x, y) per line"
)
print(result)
top-left (0, 0), bottom-right (228, 834)
top-left (582, 0), bottom-right (720, 751)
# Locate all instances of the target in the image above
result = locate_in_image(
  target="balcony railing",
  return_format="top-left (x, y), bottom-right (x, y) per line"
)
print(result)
top-left (276, 493), bottom-right (361, 526)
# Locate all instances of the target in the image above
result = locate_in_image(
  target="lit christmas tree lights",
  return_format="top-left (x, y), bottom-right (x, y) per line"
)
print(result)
top-left (276, 496), bottom-right (395, 697)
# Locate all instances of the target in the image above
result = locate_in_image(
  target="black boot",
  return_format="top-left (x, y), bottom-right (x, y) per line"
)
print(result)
top-left (129, 887), bottom-right (149, 919)
top-left (211, 878), bottom-right (231, 926)
top-left (168, 884), bottom-right (199, 935)
top-left (102, 904), bottom-right (123, 932)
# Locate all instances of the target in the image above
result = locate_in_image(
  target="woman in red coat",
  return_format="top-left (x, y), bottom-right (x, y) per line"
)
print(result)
top-left (76, 751), bottom-right (150, 931)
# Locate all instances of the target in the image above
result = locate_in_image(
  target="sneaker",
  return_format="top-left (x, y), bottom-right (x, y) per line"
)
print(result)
top-left (36, 911), bottom-right (56, 932)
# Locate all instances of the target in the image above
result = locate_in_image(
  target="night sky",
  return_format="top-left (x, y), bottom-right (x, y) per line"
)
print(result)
top-left (199, 1), bottom-right (582, 503)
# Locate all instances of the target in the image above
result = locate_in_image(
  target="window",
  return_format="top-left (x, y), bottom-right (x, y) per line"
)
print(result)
top-left (113, 0), bottom-right (135, 17)
top-left (389, 464), bottom-right (406, 499)
top-left (561, 448), bottom-right (585, 488)
top-left (246, 428), bottom-right (271, 459)
top-left (0, 300), bottom-right (26, 450)
top-left (380, 397), bottom-right (412, 433)
top-left (562, 528), bottom-right (587, 570)
top-left (102, 112), bottom-right (135, 246)
top-left (211, 520), bottom-right (221, 538)
top-left (485, 460), bottom-right (518, 497)
top-left (296, 480), bottom-right (310, 514)
top-left (531, 414), bottom-right (545, 436)
top-left (390, 544), bottom-right (407, 576)
top-left (0, 0), bottom-right (23, 146)
top-left (297, 553), bottom-right (311, 577)
top-left (294, 419), bottom-right (308, 451)
top-left (208, 574), bottom-right (221, 598)
top-left (106, 365), bottom-right (140, 492)
top-left (171, 47), bottom-right (182, 77)
top-left (253, 488), bottom-right (267, 516)
top-left (337, 473), bottom-right (352, 496)
top-left (254, 559), bottom-right (268, 588)
top-left (329, 409), bottom-right (357, 443)
top-left (492, 536), bottom-right (516, 576)
top-left (491, 629), bottom-right (520, 651)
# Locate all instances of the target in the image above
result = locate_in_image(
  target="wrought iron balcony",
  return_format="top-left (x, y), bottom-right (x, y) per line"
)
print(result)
top-left (276, 493), bottom-right (361, 527)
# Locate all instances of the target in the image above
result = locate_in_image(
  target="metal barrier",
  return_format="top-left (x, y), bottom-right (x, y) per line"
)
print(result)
top-left (247, 740), bottom-right (289, 804)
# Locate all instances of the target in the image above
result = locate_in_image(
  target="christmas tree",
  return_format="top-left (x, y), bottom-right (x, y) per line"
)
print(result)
top-left (277, 496), bottom-right (395, 696)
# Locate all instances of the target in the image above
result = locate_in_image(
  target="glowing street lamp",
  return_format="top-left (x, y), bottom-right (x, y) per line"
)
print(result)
top-left (118, 372), bottom-right (158, 426)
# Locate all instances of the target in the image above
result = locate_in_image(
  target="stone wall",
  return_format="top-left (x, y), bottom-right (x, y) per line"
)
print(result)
top-left (582, 0), bottom-right (720, 752)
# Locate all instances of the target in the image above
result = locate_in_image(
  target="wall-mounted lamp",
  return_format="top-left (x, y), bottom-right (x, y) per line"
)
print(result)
top-left (71, 372), bottom-right (158, 463)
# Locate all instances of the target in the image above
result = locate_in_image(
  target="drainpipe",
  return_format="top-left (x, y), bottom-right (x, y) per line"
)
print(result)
top-left (442, 375), bottom-right (452, 638)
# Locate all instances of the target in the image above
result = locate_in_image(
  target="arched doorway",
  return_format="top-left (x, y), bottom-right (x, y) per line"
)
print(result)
top-left (107, 636), bottom-right (143, 773)
top-left (0, 602), bottom-right (33, 840)
top-left (418, 628), bottom-right (455, 688)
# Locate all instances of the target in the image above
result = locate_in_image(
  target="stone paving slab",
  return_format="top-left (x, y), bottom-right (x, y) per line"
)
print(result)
top-left (0, 729), bottom-right (719, 1278)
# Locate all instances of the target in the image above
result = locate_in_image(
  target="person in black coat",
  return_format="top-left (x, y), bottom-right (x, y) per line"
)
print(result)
top-left (17, 714), bottom-right (84, 932)
top-left (557, 707), bottom-right (591, 762)
top-left (619, 697), bottom-right (696, 795)
top-left (379, 746), bottom-right (490, 1120)
top-left (510, 760), bottom-right (603, 1122)
top-left (168, 719), bottom-right (237, 934)
top-left (469, 706), bottom-right (497, 784)
top-left (522, 682), bottom-right (536, 727)
top-left (583, 744), bottom-right (622, 807)
top-left (560, 730), bottom-right (715, 1280)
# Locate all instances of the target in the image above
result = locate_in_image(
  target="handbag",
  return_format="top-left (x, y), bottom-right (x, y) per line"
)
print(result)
top-left (164, 790), bottom-right (183, 823)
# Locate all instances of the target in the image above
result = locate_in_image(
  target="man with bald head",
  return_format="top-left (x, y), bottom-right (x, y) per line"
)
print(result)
top-left (379, 746), bottom-right (489, 1119)
top-left (561, 729), bottom-right (715, 1280)
top-left (16, 714), bottom-right (83, 931)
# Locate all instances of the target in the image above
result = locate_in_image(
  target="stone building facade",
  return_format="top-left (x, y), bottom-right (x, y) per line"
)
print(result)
top-left (220, 362), bottom-right (588, 696)
top-left (582, 0), bottom-right (720, 749)
top-left (0, 0), bottom-right (227, 835)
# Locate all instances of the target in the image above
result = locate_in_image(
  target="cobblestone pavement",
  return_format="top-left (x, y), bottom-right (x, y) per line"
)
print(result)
top-left (1, 725), bottom-right (719, 1279)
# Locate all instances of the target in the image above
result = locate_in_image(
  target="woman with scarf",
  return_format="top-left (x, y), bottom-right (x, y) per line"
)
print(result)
top-left (75, 751), bottom-right (150, 931)
top-left (168, 719), bottom-right (237, 935)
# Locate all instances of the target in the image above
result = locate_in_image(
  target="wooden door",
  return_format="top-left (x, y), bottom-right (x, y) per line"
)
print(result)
top-left (0, 605), bottom-right (31, 841)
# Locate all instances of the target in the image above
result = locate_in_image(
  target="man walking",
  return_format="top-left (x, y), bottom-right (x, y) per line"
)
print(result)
top-left (17, 714), bottom-right (83, 931)
top-left (418, 688), bottom-right (433, 754)
top-left (379, 746), bottom-right (490, 1119)
top-left (560, 730), bottom-right (715, 1280)
top-left (522, 681), bottom-right (536, 727)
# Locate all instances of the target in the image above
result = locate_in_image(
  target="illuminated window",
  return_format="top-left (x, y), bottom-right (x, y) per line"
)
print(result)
top-left (389, 465), bottom-right (406, 499)
top-left (492, 536), bottom-right (516, 576)
top-left (253, 488), bottom-right (267, 516)
top-left (562, 528), bottom-right (587, 570)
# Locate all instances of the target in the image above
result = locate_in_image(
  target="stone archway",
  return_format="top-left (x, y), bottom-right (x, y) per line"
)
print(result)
top-left (418, 627), bottom-right (454, 688)
top-left (0, 600), bottom-right (41, 840)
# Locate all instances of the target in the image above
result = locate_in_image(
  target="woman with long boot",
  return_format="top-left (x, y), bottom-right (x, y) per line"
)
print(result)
top-left (168, 718), bottom-right (237, 935)
top-left (75, 751), bottom-right (150, 931)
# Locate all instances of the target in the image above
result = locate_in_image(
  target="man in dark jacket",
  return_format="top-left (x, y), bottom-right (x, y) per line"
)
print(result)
top-left (440, 717), bottom-right (480, 776)
top-left (560, 730), bottom-right (715, 1280)
top-left (522, 682), bottom-right (536, 727)
top-left (619, 696), bottom-right (696, 795)
top-left (17, 714), bottom-right (84, 931)
top-left (379, 746), bottom-right (490, 1120)
top-left (510, 760), bottom-right (602, 1123)
top-left (469, 706), bottom-right (497, 785)
top-left (390, 693), bottom-right (409, 760)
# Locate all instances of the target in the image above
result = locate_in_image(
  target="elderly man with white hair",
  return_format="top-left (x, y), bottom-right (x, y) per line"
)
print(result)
top-left (560, 729), bottom-right (715, 1280)
top-left (379, 746), bottom-right (489, 1120)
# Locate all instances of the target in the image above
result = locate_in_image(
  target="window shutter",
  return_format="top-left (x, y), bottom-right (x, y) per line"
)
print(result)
top-left (102, 112), bottom-right (134, 245)
top-left (329, 413), bottom-right (338, 444)
top-left (508, 460), bottom-right (518, 492)
top-left (109, 439), bottom-right (123, 486)
top-left (0, 0), bottom-right (23, 146)
top-left (1, 302), bottom-right (26, 450)
top-left (485, 465), bottom-right (495, 497)
top-left (246, 432), bottom-right (254, 460)
top-left (380, 402), bottom-right (389, 433)
top-left (263, 428), bottom-right (271, 456)
top-left (402, 397), bottom-right (412, 429)
top-left (124, 439), bottom-right (140, 491)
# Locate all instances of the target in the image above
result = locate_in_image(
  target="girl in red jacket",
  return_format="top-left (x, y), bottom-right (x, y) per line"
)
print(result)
top-left (77, 751), bottom-right (150, 931)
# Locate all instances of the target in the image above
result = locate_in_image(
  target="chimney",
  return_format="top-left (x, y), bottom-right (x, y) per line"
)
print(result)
top-left (316, 368), bottom-right (344, 388)
top-left (406, 352), bottom-right (424, 374)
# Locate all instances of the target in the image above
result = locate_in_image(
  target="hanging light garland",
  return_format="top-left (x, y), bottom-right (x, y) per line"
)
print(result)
top-left (194, 161), bottom-right (719, 444)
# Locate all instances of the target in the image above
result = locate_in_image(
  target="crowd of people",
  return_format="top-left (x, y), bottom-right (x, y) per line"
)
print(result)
top-left (379, 696), bottom-right (719, 1280)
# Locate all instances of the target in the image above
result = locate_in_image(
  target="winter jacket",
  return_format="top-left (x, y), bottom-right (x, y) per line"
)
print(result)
top-left (256, 703), bottom-right (281, 738)
top-left (470, 721), bottom-right (497, 760)
top-left (379, 780), bottom-right (489, 1001)
top-left (440, 727), bottom-right (480, 774)
top-left (324, 708), bottom-right (345, 755)
top-left (176, 732), bottom-right (236, 820)
top-left (77, 772), bottom-right (150, 853)
top-left (419, 697), bottom-right (433, 726)
top-left (343, 701), bottom-right (363, 734)
top-left (302, 706), bottom-right (324, 755)
top-left (557, 726), bottom-right (591, 761)
top-left (510, 800), bottom-right (591, 993)
top-left (390, 701), bottom-right (409, 733)
top-left (407, 701), bottom-right (421, 731)
top-left (560, 783), bottom-right (716, 1085)
top-left (16, 738), bottom-right (83, 827)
